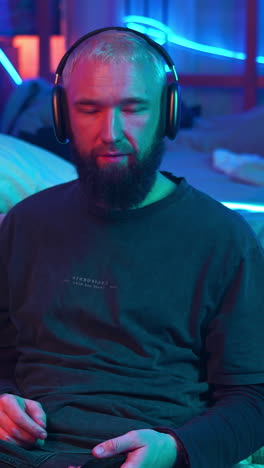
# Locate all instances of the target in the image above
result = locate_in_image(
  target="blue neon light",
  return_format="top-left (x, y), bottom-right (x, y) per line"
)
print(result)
top-left (0, 49), bottom-right (22, 85)
top-left (124, 15), bottom-right (264, 64)
top-left (221, 202), bottom-right (264, 213)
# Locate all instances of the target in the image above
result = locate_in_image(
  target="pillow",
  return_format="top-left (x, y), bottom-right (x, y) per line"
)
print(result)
top-left (0, 133), bottom-right (77, 213)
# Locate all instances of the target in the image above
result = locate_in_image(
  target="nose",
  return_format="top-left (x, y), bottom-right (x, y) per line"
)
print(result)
top-left (100, 108), bottom-right (123, 144)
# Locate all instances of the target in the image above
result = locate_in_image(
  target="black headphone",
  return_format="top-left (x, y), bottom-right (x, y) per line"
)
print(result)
top-left (52, 26), bottom-right (181, 144)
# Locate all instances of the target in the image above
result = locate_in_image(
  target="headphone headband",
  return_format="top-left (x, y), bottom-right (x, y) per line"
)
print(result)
top-left (54, 26), bottom-right (178, 84)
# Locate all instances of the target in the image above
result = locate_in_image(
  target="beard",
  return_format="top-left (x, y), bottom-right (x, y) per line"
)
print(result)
top-left (70, 134), bottom-right (165, 211)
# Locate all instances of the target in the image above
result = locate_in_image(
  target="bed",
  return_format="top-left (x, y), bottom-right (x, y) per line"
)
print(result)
top-left (0, 133), bottom-right (77, 215)
top-left (161, 141), bottom-right (264, 248)
top-left (161, 106), bottom-right (264, 249)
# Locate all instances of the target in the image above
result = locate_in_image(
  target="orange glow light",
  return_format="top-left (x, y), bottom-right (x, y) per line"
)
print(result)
top-left (12, 35), bottom-right (66, 80)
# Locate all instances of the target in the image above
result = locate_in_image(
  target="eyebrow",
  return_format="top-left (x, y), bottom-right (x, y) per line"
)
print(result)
top-left (74, 97), bottom-right (150, 106)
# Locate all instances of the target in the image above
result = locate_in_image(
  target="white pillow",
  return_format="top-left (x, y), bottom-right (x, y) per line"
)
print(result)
top-left (0, 133), bottom-right (77, 213)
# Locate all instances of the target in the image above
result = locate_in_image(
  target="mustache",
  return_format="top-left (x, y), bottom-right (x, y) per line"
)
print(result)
top-left (91, 144), bottom-right (135, 157)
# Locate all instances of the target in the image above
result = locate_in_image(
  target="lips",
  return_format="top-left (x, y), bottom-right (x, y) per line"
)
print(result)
top-left (99, 153), bottom-right (126, 157)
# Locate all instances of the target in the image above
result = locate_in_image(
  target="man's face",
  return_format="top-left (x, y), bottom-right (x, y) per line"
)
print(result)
top-left (65, 58), bottom-right (166, 209)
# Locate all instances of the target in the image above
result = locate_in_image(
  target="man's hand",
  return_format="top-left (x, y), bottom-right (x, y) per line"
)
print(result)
top-left (0, 393), bottom-right (47, 448)
top-left (91, 428), bottom-right (178, 468)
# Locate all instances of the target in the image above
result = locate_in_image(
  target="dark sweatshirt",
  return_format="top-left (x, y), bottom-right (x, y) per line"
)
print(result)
top-left (0, 172), bottom-right (264, 468)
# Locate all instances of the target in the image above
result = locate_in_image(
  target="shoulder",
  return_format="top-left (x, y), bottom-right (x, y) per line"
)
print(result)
top-left (189, 182), bottom-right (258, 243)
top-left (166, 174), bottom-right (262, 261)
top-left (1, 180), bottom-right (79, 235)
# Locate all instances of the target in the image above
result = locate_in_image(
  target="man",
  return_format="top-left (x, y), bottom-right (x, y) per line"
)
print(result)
top-left (0, 28), bottom-right (263, 468)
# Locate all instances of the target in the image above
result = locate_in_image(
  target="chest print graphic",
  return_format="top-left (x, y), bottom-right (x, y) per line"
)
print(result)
top-left (63, 275), bottom-right (117, 289)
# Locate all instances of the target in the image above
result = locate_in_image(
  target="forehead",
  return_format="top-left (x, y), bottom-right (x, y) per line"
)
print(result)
top-left (66, 59), bottom-right (162, 101)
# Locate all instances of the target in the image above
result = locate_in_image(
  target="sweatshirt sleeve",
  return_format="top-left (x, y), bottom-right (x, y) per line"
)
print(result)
top-left (153, 238), bottom-right (264, 467)
top-left (153, 383), bottom-right (264, 467)
top-left (0, 213), bottom-right (22, 396)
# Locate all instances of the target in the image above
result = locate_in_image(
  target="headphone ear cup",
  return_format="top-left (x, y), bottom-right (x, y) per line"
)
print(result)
top-left (52, 85), bottom-right (69, 144)
top-left (166, 82), bottom-right (182, 140)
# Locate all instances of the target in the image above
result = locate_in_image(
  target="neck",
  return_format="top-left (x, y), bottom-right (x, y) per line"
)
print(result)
top-left (95, 171), bottom-right (176, 211)
top-left (134, 171), bottom-right (176, 209)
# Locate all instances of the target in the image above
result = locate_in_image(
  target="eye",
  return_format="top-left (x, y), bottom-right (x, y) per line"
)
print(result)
top-left (83, 109), bottom-right (99, 114)
top-left (122, 106), bottom-right (146, 113)
top-left (78, 107), bottom-right (100, 114)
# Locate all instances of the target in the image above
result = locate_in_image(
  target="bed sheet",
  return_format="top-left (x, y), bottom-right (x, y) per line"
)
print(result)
top-left (161, 143), bottom-right (264, 247)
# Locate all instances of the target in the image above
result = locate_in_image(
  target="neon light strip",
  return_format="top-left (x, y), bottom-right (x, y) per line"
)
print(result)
top-left (221, 202), bottom-right (264, 213)
top-left (0, 49), bottom-right (23, 85)
top-left (124, 16), bottom-right (264, 63)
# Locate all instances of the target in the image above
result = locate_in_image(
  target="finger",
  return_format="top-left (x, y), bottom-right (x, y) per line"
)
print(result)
top-left (0, 426), bottom-right (34, 448)
top-left (0, 411), bottom-right (36, 446)
top-left (10, 426), bottom-right (38, 447)
top-left (0, 410), bottom-right (16, 433)
top-left (0, 426), bottom-right (16, 444)
top-left (93, 431), bottom-right (142, 458)
top-left (24, 399), bottom-right (47, 429)
top-left (119, 447), bottom-right (149, 468)
top-left (35, 438), bottom-right (45, 448)
top-left (1, 395), bottom-right (47, 440)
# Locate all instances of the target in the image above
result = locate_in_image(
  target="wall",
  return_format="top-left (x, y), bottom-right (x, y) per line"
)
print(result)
top-left (1, 0), bottom-right (260, 118)
top-left (61, 0), bottom-right (253, 117)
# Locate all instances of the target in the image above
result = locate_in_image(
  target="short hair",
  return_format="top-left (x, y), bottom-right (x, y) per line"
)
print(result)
top-left (62, 30), bottom-right (167, 89)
